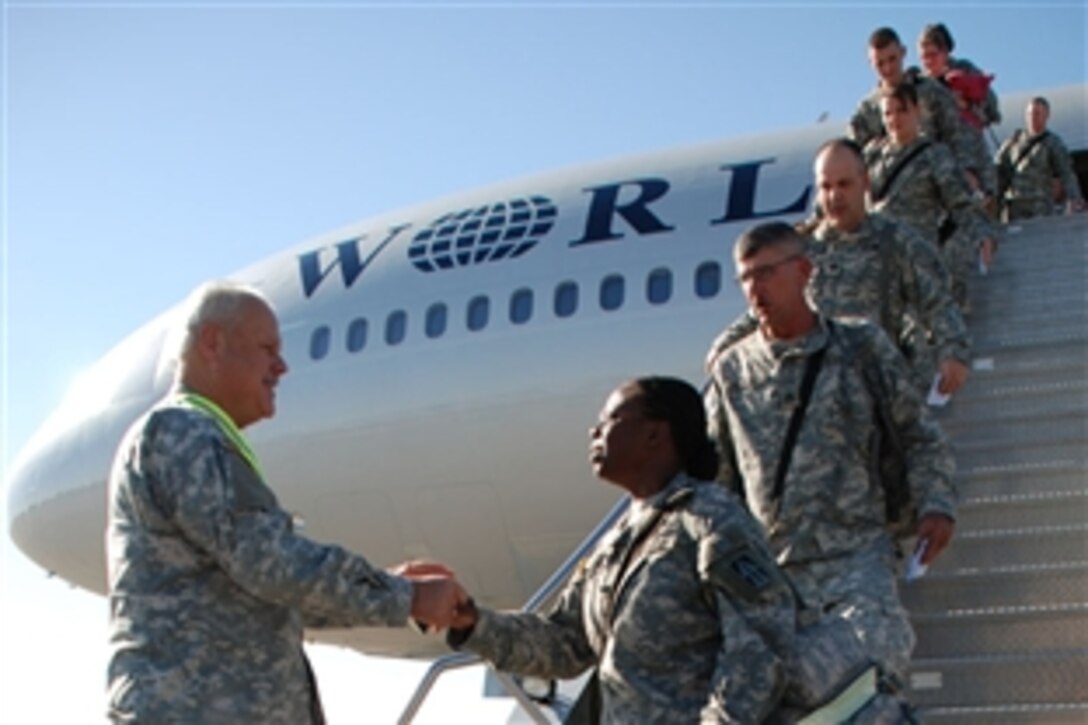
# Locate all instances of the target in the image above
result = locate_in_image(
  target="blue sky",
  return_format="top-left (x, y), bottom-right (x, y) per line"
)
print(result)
top-left (2, 2), bottom-right (1085, 721)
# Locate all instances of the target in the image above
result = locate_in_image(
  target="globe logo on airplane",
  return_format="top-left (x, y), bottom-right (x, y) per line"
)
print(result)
top-left (407, 196), bottom-right (557, 272)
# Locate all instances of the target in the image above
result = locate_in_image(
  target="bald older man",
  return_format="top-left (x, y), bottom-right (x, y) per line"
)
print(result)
top-left (106, 281), bottom-right (465, 723)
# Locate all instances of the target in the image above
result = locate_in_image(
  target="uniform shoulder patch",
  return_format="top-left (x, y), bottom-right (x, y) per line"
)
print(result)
top-left (699, 536), bottom-right (784, 603)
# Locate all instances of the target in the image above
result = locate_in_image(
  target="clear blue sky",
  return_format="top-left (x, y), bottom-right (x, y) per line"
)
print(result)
top-left (2, 2), bottom-right (1085, 721)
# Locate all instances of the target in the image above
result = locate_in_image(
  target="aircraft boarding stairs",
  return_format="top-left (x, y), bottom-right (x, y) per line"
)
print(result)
top-left (398, 213), bottom-right (1087, 724)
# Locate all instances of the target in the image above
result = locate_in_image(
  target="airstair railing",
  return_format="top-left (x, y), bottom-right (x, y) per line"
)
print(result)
top-left (397, 496), bottom-right (632, 724)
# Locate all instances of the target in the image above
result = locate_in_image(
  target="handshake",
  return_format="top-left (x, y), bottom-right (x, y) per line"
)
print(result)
top-left (391, 561), bottom-right (480, 632)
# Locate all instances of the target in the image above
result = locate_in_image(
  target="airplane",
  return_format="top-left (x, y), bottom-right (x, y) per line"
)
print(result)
top-left (7, 84), bottom-right (1087, 667)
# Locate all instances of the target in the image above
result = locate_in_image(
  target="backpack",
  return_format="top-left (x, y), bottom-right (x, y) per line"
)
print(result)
top-left (850, 325), bottom-right (915, 539)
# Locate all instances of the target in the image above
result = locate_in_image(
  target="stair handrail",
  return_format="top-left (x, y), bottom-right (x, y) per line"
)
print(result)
top-left (397, 495), bottom-right (632, 724)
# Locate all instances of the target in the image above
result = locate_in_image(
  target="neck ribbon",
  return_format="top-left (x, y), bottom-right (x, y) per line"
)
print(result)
top-left (177, 392), bottom-right (264, 480)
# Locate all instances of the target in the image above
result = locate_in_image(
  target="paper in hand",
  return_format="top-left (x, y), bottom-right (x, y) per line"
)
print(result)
top-left (927, 374), bottom-right (951, 407)
top-left (905, 540), bottom-right (929, 582)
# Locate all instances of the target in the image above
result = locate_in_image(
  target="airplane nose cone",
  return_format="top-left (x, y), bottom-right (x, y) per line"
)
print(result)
top-left (6, 316), bottom-right (174, 593)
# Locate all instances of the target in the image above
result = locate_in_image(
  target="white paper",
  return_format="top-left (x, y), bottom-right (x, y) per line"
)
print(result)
top-left (905, 540), bottom-right (929, 582)
top-left (927, 374), bottom-right (951, 407)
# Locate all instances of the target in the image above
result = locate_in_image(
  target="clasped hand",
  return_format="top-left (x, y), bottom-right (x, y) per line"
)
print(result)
top-left (391, 560), bottom-right (474, 632)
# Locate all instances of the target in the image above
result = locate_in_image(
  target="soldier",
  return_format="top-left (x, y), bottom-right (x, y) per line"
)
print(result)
top-left (867, 82), bottom-right (998, 310)
top-left (995, 96), bottom-right (1086, 221)
top-left (448, 377), bottom-right (797, 722)
top-left (916, 23), bottom-right (1002, 131)
top-left (704, 220), bottom-right (957, 704)
top-left (850, 26), bottom-right (994, 200)
top-left (708, 139), bottom-right (971, 397)
top-left (106, 281), bottom-right (467, 723)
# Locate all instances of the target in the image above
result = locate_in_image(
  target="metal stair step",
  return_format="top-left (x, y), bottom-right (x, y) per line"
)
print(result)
top-left (957, 342), bottom-right (1088, 386)
top-left (912, 604), bottom-right (1088, 657)
top-left (955, 463), bottom-right (1086, 500)
top-left (908, 649), bottom-right (1088, 710)
top-left (919, 703), bottom-right (1088, 725)
top-left (902, 561), bottom-right (1088, 612)
top-left (953, 448), bottom-right (1088, 476)
top-left (939, 408), bottom-right (1085, 442)
top-left (952, 442), bottom-right (1088, 473)
top-left (952, 489), bottom-right (1088, 530)
top-left (944, 377), bottom-right (1088, 405)
top-left (972, 331), bottom-right (1088, 356)
top-left (932, 523), bottom-right (1088, 569)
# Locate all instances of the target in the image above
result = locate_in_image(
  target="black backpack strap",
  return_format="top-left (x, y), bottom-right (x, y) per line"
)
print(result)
top-left (772, 338), bottom-right (828, 501)
top-left (1012, 131), bottom-right (1049, 170)
top-left (871, 141), bottom-right (932, 203)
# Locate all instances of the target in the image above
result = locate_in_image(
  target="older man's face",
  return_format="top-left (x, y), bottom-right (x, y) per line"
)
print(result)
top-left (215, 299), bottom-right (288, 428)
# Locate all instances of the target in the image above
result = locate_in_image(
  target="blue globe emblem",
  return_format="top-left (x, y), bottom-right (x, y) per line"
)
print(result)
top-left (407, 196), bottom-right (557, 272)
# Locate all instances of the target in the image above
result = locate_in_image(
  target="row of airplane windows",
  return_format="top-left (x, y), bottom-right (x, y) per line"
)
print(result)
top-left (308, 260), bottom-right (726, 360)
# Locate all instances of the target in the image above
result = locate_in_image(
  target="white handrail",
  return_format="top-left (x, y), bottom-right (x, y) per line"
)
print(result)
top-left (396, 496), bottom-right (631, 724)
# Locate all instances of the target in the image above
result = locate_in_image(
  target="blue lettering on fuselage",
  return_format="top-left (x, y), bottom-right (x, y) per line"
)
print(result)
top-left (297, 157), bottom-right (812, 297)
top-left (298, 224), bottom-right (410, 298)
top-left (569, 178), bottom-right (675, 245)
top-left (711, 159), bottom-right (811, 224)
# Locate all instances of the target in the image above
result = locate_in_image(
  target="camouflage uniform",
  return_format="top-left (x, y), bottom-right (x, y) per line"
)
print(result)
top-left (106, 399), bottom-right (414, 723)
top-left (995, 128), bottom-right (1085, 220)
top-left (707, 213), bottom-right (970, 388)
top-left (851, 72), bottom-right (996, 196)
top-left (809, 213), bottom-right (969, 385)
top-left (450, 474), bottom-right (796, 723)
top-left (865, 136), bottom-right (998, 308)
top-left (705, 317), bottom-right (957, 680)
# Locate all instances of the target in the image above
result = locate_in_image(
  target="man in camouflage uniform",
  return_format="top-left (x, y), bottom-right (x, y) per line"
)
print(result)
top-left (867, 82), bottom-right (998, 310)
top-left (850, 26), bottom-right (995, 200)
top-left (709, 139), bottom-right (971, 397)
top-left (996, 96), bottom-right (1086, 221)
top-left (448, 378), bottom-right (798, 722)
top-left (704, 221), bottom-right (957, 697)
top-left (106, 282), bottom-right (466, 723)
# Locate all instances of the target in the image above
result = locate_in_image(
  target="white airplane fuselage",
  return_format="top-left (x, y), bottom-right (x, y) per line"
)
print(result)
top-left (8, 85), bottom-right (1086, 658)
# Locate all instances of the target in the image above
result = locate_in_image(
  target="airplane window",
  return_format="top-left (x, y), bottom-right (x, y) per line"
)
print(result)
top-left (425, 303), bottom-right (448, 339)
top-left (600, 274), bottom-right (625, 311)
top-left (385, 310), bottom-right (407, 345)
top-left (310, 325), bottom-right (331, 360)
top-left (467, 295), bottom-right (490, 332)
top-left (695, 261), bottom-right (722, 299)
top-left (554, 281), bottom-right (578, 318)
top-left (510, 288), bottom-right (533, 324)
top-left (347, 318), bottom-right (368, 352)
top-left (647, 267), bottom-right (672, 305)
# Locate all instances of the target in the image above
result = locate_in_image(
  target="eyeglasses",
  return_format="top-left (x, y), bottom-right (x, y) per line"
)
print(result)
top-left (735, 253), bottom-right (804, 285)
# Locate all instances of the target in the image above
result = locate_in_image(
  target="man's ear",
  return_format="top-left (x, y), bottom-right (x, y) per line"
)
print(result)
top-left (195, 322), bottom-right (224, 364)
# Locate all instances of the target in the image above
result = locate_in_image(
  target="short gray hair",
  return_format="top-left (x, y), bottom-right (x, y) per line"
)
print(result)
top-left (734, 221), bottom-right (807, 261)
top-left (171, 280), bottom-right (271, 364)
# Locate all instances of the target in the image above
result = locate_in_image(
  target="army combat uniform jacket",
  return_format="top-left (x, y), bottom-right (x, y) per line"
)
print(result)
top-left (851, 73), bottom-right (992, 193)
top-left (451, 474), bottom-right (796, 723)
top-left (705, 317), bottom-right (956, 677)
top-left (866, 136), bottom-right (998, 308)
top-left (865, 136), bottom-right (996, 249)
top-left (704, 214), bottom-right (970, 390)
top-left (809, 213), bottom-right (970, 377)
top-left (106, 399), bottom-right (414, 723)
top-left (995, 128), bottom-right (1084, 220)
